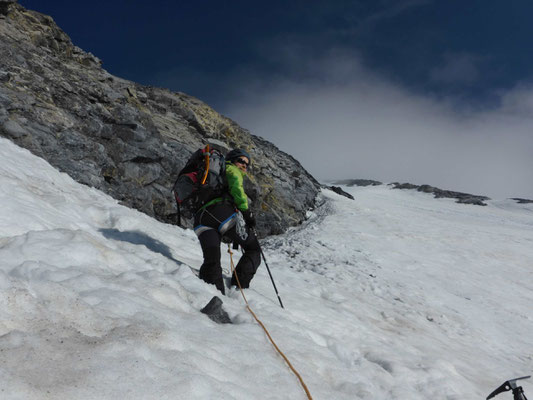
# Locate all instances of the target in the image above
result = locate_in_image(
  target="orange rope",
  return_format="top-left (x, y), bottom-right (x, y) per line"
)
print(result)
top-left (227, 246), bottom-right (313, 400)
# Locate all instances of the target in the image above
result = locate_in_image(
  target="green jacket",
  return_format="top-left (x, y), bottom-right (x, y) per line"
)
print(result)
top-left (201, 161), bottom-right (249, 211)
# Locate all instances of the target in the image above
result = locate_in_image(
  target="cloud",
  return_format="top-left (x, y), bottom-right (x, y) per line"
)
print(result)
top-left (430, 53), bottom-right (483, 85)
top-left (221, 47), bottom-right (533, 199)
top-left (499, 83), bottom-right (533, 116)
top-left (355, 0), bottom-right (432, 33)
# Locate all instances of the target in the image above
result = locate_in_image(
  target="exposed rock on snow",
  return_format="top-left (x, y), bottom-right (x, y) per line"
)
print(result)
top-left (333, 178), bottom-right (383, 187)
top-left (391, 182), bottom-right (490, 206)
top-left (200, 296), bottom-right (232, 324)
top-left (511, 197), bottom-right (533, 204)
top-left (327, 185), bottom-right (355, 200)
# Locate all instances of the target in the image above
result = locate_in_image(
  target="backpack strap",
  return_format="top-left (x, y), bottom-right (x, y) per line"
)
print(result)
top-left (201, 144), bottom-right (210, 185)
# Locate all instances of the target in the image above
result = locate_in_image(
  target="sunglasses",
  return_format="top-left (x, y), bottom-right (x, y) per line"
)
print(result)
top-left (235, 158), bottom-right (250, 168)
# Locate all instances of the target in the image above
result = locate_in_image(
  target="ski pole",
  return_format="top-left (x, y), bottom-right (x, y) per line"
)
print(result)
top-left (254, 229), bottom-right (284, 309)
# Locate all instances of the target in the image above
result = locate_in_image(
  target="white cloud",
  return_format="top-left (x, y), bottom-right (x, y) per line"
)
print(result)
top-left (499, 83), bottom-right (533, 116)
top-left (222, 48), bottom-right (533, 199)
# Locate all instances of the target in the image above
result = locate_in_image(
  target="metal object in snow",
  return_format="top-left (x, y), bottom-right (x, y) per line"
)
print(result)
top-left (487, 376), bottom-right (530, 400)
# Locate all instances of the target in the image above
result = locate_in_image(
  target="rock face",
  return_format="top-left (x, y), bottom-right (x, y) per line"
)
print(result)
top-left (0, 1), bottom-right (320, 236)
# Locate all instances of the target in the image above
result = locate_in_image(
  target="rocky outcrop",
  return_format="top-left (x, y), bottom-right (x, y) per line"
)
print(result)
top-left (331, 178), bottom-right (492, 206)
top-left (327, 186), bottom-right (354, 200)
top-left (390, 182), bottom-right (490, 206)
top-left (511, 198), bottom-right (533, 204)
top-left (390, 182), bottom-right (419, 190)
top-left (0, 1), bottom-right (320, 236)
top-left (332, 179), bottom-right (383, 187)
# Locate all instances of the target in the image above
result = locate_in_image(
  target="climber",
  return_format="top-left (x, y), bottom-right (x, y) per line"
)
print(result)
top-left (193, 149), bottom-right (261, 294)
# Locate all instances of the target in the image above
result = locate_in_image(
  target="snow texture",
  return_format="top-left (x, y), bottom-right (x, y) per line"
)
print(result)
top-left (0, 137), bottom-right (532, 399)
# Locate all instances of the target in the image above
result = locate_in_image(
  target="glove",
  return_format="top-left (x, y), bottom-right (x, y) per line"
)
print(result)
top-left (241, 209), bottom-right (256, 228)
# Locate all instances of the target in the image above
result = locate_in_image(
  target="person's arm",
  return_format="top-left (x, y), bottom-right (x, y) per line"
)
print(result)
top-left (226, 164), bottom-right (248, 211)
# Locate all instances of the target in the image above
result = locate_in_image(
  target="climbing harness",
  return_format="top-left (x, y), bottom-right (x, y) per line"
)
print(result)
top-left (227, 245), bottom-right (313, 400)
top-left (193, 207), bottom-right (237, 238)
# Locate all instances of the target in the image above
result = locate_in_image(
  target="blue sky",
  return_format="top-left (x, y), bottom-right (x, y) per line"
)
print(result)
top-left (19, 0), bottom-right (533, 108)
top-left (18, 0), bottom-right (533, 198)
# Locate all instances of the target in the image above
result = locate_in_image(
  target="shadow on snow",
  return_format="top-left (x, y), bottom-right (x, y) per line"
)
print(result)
top-left (99, 228), bottom-right (184, 266)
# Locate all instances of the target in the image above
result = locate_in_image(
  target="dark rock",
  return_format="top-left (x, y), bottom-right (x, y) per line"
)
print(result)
top-left (113, 123), bottom-right (148, 142)
top-left (200, 296), bottom-right (232, 324)
top-left (0, 1), bottom-right (17, 16)
top-left (391, 182), bottom-right (419, 190)
top-left (327, 186), bottom-right (355, 200)
top-left (1, 119), bottom-right (26, 138)
top-left (333, 179), bottom-right (382, 187)
top-left (456, 197), bottom-right (487, 206)
top-left (121, 161), bottom-right (161, 186)
top-left (391, 182), bottom-right (490, 206)
top-left (0, 92), bottom-right (10, 107)
top-left (417, 184), bottom-right (436, 194)
top-left (511, 198), bottom-right (533, 204)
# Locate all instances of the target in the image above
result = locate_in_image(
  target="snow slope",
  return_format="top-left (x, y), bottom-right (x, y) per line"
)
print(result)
top-left (1, 137), bottom-right (532, 399)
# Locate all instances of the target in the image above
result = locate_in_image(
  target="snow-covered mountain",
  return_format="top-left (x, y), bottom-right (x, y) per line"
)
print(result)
top-left (1, 136), bottom-right (532, 399)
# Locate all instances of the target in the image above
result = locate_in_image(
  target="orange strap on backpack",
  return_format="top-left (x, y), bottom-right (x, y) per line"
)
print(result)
top-left (201, 144), bottom-right (210, 185)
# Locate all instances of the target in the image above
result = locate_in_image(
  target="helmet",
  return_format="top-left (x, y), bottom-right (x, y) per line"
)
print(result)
top-left (226, 148), bottom-right (251, 162)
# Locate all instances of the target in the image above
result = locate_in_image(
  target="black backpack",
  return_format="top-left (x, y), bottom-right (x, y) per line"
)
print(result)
top-left (172, 145), bottom-right (226, 226)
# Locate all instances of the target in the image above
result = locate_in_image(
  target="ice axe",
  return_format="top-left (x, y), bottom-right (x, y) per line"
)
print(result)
top-left (487, 376), bottom-right (530, 400)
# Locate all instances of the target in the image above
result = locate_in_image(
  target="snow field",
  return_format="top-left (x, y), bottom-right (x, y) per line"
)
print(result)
top-left (264, 186), bottom-right (532, 398)
top-left (1, 137), bottom-right (532, 399)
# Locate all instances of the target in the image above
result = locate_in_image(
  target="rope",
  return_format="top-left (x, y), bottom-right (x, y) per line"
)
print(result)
top-left (227, 246), bottom-right (313, 400)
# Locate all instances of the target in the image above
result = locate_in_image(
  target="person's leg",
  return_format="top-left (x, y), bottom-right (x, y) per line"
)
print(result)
top-left (229, 229), bottom-right (261, 288)
top-left (194, 203), bottom-right (236, 294)
top-left (197, 229), bottom-right (224, 294)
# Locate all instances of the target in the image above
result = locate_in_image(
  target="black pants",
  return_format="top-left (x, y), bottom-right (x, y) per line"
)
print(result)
top-left (194, 203), bottom-right (261, 294)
